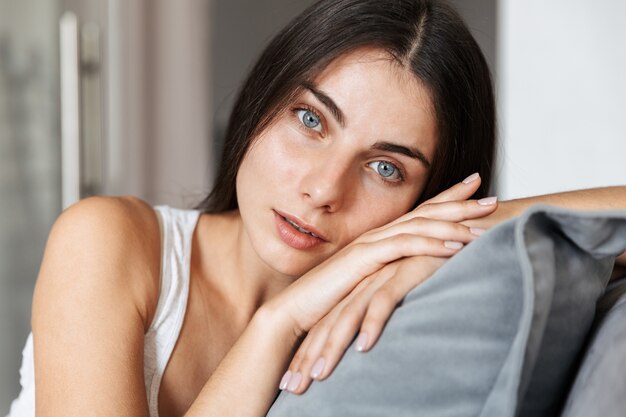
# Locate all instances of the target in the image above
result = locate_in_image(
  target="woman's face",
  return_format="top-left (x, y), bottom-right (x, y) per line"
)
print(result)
top-left (236, 48), bottom-right (437, 277)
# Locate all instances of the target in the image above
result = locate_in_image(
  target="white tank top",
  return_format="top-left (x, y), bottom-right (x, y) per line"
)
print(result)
top-left (6, 205), bottom-right (200, 417)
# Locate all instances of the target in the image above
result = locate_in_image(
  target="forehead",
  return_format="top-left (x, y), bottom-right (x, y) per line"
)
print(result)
top-left (310, 47), bottom-right (437, 157)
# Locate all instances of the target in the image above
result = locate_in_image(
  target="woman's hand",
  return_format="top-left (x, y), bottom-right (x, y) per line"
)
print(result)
top-left (278, 173), bottom-right (498, 393)
top-left (280, 255), bottom-right (443, 393)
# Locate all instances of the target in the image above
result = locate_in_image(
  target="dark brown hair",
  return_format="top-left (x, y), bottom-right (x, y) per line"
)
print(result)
top-left (196, 0), bottom-right (495, 212)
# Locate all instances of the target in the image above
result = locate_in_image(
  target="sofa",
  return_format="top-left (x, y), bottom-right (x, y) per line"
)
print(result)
top-left (267, 205), bottom-right (626, 417)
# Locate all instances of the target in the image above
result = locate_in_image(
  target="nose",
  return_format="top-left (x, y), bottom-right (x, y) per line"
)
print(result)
top-left (299, 154), bottom-right (352, 212)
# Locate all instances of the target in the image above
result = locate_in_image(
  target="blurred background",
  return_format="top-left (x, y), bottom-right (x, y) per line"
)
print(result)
top-left (0, 0), bottom-right (624, 412)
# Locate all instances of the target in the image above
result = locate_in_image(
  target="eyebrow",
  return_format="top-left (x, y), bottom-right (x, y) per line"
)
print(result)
top-left (372, 141), bottom-right (431, 168)
top-left (301, 81), bottom-right (431, 169)
top-left (302, 81), bottom-right (346, 128)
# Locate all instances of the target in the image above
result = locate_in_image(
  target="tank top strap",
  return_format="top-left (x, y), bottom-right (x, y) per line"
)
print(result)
top-left (144, 205), bottom-right (200, 417)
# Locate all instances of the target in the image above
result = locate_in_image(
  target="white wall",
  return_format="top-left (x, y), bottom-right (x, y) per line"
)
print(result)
top-left (498, 0), bottom-right (626, 199)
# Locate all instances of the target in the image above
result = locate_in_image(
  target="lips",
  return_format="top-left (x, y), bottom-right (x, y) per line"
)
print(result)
top-left (283, 216), bottom-right (320, 238)
top-left (273, 210), bottom-right (328, 250)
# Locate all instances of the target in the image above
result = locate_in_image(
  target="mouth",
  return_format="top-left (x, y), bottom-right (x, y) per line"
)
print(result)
top-left (283, 216), bottom-right (321, 238)
top-left (273, 210), bottom-right (328, 249)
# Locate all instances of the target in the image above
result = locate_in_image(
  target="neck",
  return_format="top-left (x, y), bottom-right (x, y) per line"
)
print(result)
top-left (193, 210), bottom-right (293, 323)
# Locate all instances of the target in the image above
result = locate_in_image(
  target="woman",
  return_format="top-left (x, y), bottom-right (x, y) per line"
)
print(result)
top-left (8, 0), bottom-right (625, 416)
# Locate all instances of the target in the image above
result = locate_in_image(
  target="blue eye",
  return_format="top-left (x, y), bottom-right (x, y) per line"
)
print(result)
top-left (296, 109), bottom-right (323, 132)
top-left (368, 161), bottom-right (402, 181)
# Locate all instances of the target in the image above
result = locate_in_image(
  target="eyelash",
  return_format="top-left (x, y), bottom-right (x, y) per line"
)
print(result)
top-left (291, 104), bottom-right (326, 135)
top-left (369, 160), bottom-right (406, 185)
top-left (290, 104), bottom-right (407, 186)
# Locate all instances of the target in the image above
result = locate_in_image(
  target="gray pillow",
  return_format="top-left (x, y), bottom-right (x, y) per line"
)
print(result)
top-left (267, 206), bottom-right (626, 417)
top-left (559, 278), bottom-right (626, 417)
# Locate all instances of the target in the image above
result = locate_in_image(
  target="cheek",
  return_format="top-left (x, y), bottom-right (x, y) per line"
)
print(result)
top-left (237, 135), bottom-right (295, 192)
top-left (341, 193), bottom-right (416, 244)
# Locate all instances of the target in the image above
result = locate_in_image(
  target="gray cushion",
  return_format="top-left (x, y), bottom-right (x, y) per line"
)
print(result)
top-left (267, 206), bottom-right (626, 417)
top-left (559, 278), bottom-right (626, 417)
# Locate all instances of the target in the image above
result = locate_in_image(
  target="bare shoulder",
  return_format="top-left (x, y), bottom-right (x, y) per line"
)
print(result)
top-left (31, 196), bottom-right (161, 415)
top-left (50, 194), bottom-right (159, 242)
top-left (34, 195), bottom-right (161, 332)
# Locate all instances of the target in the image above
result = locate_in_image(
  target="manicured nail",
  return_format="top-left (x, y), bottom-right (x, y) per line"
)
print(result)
top-left (355, 332), bottom-right (369, 352)
top-left (478, 196), bottom-right (498, 206)
top-left (287, 372), bottom-right (302, 392)
top-left (444, 241), bottom-right (464, 249)
top-left (311, 357), bottom-right (326, 379)
top-left (279, 370), bottom-right (292, 390)
top-left (462, 172), bottom-right (480, 184)
top-left (470, 227), bottom-right (486, 236)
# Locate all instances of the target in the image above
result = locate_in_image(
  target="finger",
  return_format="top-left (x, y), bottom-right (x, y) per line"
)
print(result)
top-left (377, 195), bottom-right (497, 233)
top-left (359, 217), bottom-right (482, 245)
top-left (284, 273), bottom-right (391, 394)
top-left (284, 321), bottom-right (332, 394)
top-left (310, 276), bottom-right (391, 382)
top-left (313, 233), bottom-right (461, 293)
top-left (354, 287), bottom-right (403, 353)
top-left (282, 278), bottom-right (371, 393)
top-left (357, 257), bottom-right (444, 352)
top-left (348, 234), bottom-right (464, 279)
top-left (352, 175), bottom-right (483, 240)
top-left (392, 197), bottom-right (498, 229)
top-left (283, 328), bottom-right (314, 386)
top-left (419, 172), bottom-right (482, 206)
top-left (286, 234), bottom-right (462, 334)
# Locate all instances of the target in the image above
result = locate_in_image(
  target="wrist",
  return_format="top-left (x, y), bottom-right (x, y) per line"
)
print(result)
top-left (463, 200), bottom-right (515, 229)
top-left (254, 300), bottom-right (303, 346)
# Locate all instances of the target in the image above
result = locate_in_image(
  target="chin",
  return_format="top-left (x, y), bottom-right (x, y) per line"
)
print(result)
top-left (240, 205), bottom-right (337, 278)
top-left (262, 246), bottom-right (328, 279)
top-left (247, 230), bottom-right (329, 279)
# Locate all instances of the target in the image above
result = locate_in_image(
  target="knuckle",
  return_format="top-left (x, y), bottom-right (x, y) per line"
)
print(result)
top-left (309, 320), bottom-right (327, 335)
top-left (334, 314), bottom-right (362, 337)
top-left (332, 323), bottom-right (354, 346)
top-left (361, 314), bottom-right (383, 333)
top-left (371, 288), bottom-right (397, 311)
top-left (321, 334), bottom-right (341, 354)
top-left (300, 351), bottom-right (317, 368)
top-left (291, 349), bottom-right (306, 366)
top-left (341, 303), bottom-right (363, 320)
top-left (393, 233), bottom-right (413, 247)
top-left (410, 215), bottom-right (426, 225)
top-left (395, 234), bottom-right (415, 253)
top-left (348, 242), bottom-right (367, 256)
top-left (453, 222), bottom-right (470, 235)
top-left (313, 322), bottom-right (331, 336)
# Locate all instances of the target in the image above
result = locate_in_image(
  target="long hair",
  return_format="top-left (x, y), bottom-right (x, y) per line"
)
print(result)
top-left (195, 0), bottom-right (495, 212)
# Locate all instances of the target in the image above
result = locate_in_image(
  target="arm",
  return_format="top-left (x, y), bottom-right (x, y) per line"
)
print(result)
top-left (285, 184), bottom-right (626, 394)
top-left (32, 197), bottom-right (292, 416)
top-left (185, 214), bottom-right (475, 415)
top-left (34, 196), bottom-right (468, 416)
top-left (282, 174), bottom-right (498, 393)
top-left (184, 306), bottom-right (298, 416)
top-left (33, 197), bottom-right (160, 417)
top-left (463, 186), bottom-right (626, 264)
top-left (34, 197), bottom-right (292, 416)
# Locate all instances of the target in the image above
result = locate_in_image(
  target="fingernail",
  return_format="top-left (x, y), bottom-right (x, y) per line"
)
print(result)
top-left (444, 241), bottom-right (464, 249)
top-left (287, 372), bottom-right (302, 392)
top-left (478, 196), bottom-right (498, 206)
top-left (470, 227), bottom-right (486, 236)
top-left (279, 370), bottom-right (292, 390)
top-left (462, 172), bottom-right (480, 184)
top-left (355, 332), bottom-right (369, 352)
top-left (311, 357), bottom-right (325, 379)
